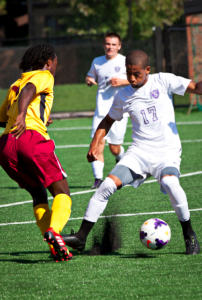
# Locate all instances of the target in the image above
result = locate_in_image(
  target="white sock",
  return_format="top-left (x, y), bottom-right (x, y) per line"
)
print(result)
top-left (115, 145), bottom-right (125, 160)
top-left (84, 177), bottom-right (117, 222)
top-left (161, 176), bottom-right (190, 222)
top-left (91, 160), bottom-right (104, 180)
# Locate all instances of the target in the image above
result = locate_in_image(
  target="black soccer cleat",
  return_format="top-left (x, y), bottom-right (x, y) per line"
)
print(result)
top-left (44, 227), bottom-right (73, 262)
top-left (62, 230), bottom-right (86, 253)
top-left (91, 179), bottom-right (103, 189)
top-left (185, 232), bottom-right (200, 255)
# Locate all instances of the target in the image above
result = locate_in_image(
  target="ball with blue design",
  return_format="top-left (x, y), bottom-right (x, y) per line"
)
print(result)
top-left (139, 218), bottom-right (171, 250)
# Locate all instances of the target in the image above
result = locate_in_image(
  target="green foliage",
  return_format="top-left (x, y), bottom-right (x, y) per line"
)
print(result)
top-left (47, 0), bottom-right (184, 40)
top-left (0, 0), bottom-right (6, 15)
top-left (131, 0), bottom-right (185, 39)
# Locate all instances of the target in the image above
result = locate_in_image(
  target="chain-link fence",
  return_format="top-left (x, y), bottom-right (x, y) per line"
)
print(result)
top-left (0, 24), bottom-right (202, 109)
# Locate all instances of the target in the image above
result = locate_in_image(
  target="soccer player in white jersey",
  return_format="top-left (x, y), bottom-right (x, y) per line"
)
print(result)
top-left (63, 50), bottom-right (202, 255)
top-left (86, 32), bottom-right (129, 189)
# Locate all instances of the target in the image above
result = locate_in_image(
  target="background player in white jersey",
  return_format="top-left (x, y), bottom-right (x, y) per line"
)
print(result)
top-left (86, 32), bottom-right (129, 189)
top-left (63, 50), bottom-right (202, 255)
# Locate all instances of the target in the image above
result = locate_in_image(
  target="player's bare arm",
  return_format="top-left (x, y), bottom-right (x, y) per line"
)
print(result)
top-left (109, 78), bottom-right (130, 87)
top-left (186, 81), bottom-right (202, 95)
top-left (85, 76), bottom-right (97, 87)
top-left (11, 82), bottom-right (36, 139)
top-left (87, 114), bottom-right (115, 162)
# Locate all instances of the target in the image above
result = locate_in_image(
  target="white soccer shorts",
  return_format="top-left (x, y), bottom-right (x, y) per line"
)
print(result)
top-left (91, 114), bottom-right (128, 145)
top-left (117, 144), bottom-right (181, 188)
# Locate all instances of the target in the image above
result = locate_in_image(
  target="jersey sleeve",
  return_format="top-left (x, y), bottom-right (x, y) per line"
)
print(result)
top-left (108, 91), bottom-right (124, 121)
top-left (28, 71), bottom-right (54, 94)
top-left (160, 73), bottom-right (191, 96)
top-left (87, 59), bottom-right (97, 80)
top-left (0, 90), bottom-right (9, 122)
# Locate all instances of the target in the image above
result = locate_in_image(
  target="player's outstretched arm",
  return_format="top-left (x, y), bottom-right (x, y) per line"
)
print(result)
top-left (87, 114), bottom-right (115, 162)
top-left (85, 76), bottom-right (97, 87)
top-left (11, 82), bottom-right (36, 139)
top-left (109, 77), bottom-right (130, 87)
top-left (186, 81), bottom-right (202, 95)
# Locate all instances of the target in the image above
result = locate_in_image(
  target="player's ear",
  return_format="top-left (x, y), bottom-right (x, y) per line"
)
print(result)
top-left (46, 58), bottom-right (53, 67)
top-left (145, 66), bottom-right (150, 74)
top-left (118, 44), bottom-right (121, 50)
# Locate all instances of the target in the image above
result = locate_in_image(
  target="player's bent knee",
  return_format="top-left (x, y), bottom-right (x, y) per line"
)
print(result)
top-left (109, 164), bottom-right (141, 187)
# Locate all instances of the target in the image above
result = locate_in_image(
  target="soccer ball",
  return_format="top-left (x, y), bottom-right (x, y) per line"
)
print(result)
top-left (139, 218), bottom-right (171, 250)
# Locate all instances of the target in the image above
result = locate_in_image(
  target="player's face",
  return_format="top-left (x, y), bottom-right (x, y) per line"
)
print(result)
top-left (126, 64), bottom-right (150, 89)
top-left (103, 37), bottom-right (121, 59)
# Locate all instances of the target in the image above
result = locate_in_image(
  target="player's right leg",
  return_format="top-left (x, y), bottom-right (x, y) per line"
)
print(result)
top-left (90, 114), bottom-right (105, 188)
top-left (91, 139), bottom-right (105, 189)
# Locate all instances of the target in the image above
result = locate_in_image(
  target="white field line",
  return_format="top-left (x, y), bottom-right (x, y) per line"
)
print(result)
top-left (55, 139), bottom-right (202, 149)
top-left (0, 171), bottom-right (202, 226)
top-left (44, 121), bottom-right (202, 131)
top-left (1, 121), bottom-right (200, 134)
top-left (1, 170), bottom-right (201, 209)
top-left (1, 208), bottom-right (202, 227)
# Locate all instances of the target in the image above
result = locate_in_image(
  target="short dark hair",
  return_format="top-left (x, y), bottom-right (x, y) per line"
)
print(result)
top-left (104, 32), bottom-right (122, 44)
top-left (19, 44), bottom-right (56, 72)
top-left (126, 50), bottom-right (149, 69)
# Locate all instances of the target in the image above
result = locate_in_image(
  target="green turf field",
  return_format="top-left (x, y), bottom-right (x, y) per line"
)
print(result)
top-left (0, 84), bottom-right (190, 113)
top-left (0, 108), bottom-right (202, 299)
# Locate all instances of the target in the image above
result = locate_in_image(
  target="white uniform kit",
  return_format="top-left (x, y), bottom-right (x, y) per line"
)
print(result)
top-left (108, 72), bottom-right (191, 187)
top-left (87, 53), bottom-right (128, 144)
top-left (84, 73), bottom-right (192, 224)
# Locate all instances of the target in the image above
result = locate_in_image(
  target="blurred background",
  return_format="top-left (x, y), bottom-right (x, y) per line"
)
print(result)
top-left (0, 0), bottom-right (201, 110)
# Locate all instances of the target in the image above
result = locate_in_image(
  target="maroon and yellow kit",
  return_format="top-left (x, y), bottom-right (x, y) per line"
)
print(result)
top-left (0, 70), bottom-right (54, 140)
top-left (0, 70), bottom-right (66, 189)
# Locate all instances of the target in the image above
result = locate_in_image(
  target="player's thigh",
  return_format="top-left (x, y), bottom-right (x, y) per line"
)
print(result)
top-left (106, 117), bottom-right (128, 144)
top-left (109, 164), bottom-right (142, 187)
top-left (18, 130), bottom-right (67, 189)
top-left (0, 133), bottom-right (39, 188)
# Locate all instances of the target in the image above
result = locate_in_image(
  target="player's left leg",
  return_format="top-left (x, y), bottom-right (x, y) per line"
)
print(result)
top-left (160, 169), bottom-right (200, 255)
top-left (44, 178), bottom-right (73, 261)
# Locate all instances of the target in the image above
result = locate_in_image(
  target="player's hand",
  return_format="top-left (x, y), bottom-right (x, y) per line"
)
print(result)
top-left (87, 145), bottom-right (99, 162)
top-left (86, 77), bottom-right (97, 87)
top-left (46, 117), bottom-right (53, 126)
top-left (109, 77), bottom-right (122, 87)
top-left (11, 113), bottom-right (26, 139)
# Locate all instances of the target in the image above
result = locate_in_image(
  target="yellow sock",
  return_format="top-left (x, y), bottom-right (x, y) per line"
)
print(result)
top-left (50, 194), bottom-right (72, 234)
top-left (33, 204), bottom-right (53, 251)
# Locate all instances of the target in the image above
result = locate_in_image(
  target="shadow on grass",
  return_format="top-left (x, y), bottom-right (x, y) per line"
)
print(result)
top-left (0, 250), bottom-right (77, 263)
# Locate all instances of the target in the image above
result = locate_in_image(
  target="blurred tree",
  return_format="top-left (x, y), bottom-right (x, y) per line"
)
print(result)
top-left (48, 0), bottom-right (184, 40)
top-left (48, 0), bottom-right (129, 38)
top-left (131, 0), bottom-right (185, 39)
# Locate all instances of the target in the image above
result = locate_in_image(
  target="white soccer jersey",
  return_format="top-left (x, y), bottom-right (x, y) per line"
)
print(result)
top-left (87, 54), bottom-right (127, 117)
top-left (108, 73), bottom-right (191, 154)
